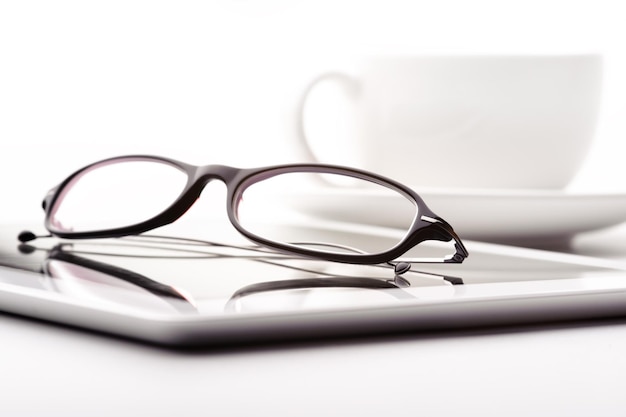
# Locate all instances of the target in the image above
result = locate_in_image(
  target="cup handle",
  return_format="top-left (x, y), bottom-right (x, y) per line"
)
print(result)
top-left (296, 72), bottom-right (360, 163)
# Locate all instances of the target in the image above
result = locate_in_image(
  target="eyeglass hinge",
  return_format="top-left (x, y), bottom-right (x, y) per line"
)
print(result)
top-left (420, 215), bottom-right (440, 224)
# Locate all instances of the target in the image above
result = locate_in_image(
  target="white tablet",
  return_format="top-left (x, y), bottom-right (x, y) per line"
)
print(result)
top-left (2, 221), bottom-right (626, 347)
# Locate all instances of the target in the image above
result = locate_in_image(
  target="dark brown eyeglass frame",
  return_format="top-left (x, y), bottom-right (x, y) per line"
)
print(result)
top-left (40, 155), bottom-right (468, 266)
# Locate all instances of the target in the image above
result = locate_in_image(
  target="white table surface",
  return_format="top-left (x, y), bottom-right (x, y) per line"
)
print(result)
top-left (2, 225), bottom-right (626, 417)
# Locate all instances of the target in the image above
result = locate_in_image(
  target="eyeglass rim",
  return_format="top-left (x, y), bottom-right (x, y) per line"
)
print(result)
top-left (42, 154), bottom-right (467, 265)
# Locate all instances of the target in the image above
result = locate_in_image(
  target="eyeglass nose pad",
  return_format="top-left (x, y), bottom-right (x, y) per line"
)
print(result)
top-left (42, 188), bottom-right (58, 211)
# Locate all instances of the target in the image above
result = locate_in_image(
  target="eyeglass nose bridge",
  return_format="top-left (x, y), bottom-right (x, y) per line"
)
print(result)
top-left (184, 165), bottom-right (263, 222)
top-left (190, 164), bottom-right (233, 181)
top-left (171, 165), bottom-right (244, 222)
top-left (189, 164), bottom-right (250, 189)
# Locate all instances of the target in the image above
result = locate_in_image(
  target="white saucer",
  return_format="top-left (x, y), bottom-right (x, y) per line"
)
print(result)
top-left (288, 187), bottom-right (626, 245)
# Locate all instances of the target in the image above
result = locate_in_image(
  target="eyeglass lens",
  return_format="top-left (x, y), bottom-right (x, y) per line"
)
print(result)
top-left (49, 160), bottom-right (188, 232)
top-left (236, 172), bottom-right (416, 254)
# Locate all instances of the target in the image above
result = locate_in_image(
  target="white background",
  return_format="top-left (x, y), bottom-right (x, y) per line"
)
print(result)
top-left (2, 2), bottom-right (626, 415)
top-left (1, 0), bottom-right (626, 223)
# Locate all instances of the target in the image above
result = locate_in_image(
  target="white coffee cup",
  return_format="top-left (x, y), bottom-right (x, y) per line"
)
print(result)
top-left (296, 55), bottom-right (602, 189)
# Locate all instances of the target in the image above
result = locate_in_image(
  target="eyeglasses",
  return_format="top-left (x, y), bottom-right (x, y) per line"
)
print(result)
top-left (26, 155), bottom-right (468, 272)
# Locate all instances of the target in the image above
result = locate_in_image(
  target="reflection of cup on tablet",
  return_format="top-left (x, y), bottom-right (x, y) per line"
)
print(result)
top-left (298, 55), bottom-right (602, 189)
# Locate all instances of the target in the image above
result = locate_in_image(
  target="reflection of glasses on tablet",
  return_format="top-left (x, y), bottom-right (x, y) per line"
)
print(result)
top-left (20, 155), bottom-right (468, 273)
top-left (19, 235), bottom-right (463, 314)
